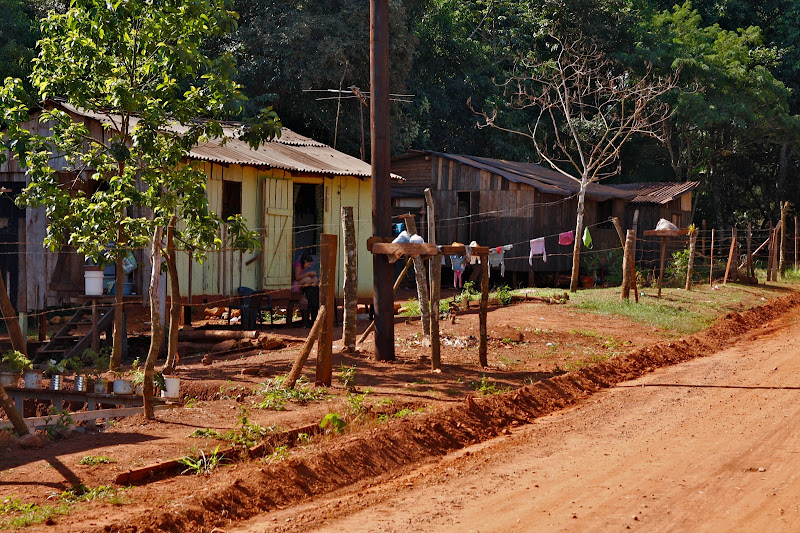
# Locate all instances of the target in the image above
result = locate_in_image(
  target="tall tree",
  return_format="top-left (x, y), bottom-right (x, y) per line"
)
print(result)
top-left (1, 0), bottom-right (279, 418)
top-left (475, 33), bottom-right (675, 291)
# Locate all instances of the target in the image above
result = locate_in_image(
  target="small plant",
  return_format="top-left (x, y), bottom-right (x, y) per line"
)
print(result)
top-left (43, 407), bottom-right (74, 439)
top-left (188, 428), bottom-right (222, 439)
top-left (0, 350), bottom-right (31, 374)
top-left (470, 374), bottom-right (509, 396)
top-left (496, 285), bottom-right (512, 306)
top-left (455, 281), bottom-right (479, 304)
top-left (80, 348), bottom-right (110, 376)
top-left (263, 445), bottom-right (290, 464)
top-left (63, 356), bottom-right (84, 374)
top-left (295, 433), bottom-right (312, 445)
top-left (339, 364), bottom-right (357, 391)
top-left (346, 392), bottom-right (369, 419)
top-left (78, 455), bottom-right (115, 466)
top-left (44, 359), bottom-right (66, 378)
top-left (320, 413), bottom-right (346, 435)
top-left (177, 446), bottom-right (227, 475)
top-left (223, 407), bottom-right (275, 449)
top-left (253, 375), bottom-right (327, 410)
top-left (184, 397), bottom-right (200, 408)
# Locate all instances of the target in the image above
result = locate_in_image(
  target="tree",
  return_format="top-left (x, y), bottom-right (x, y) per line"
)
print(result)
top-left (1, 0), bottom-right (279, 418)
top-left (475, 33), bottom-right (676, 291)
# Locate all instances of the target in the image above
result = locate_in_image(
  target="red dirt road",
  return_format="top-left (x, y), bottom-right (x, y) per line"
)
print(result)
top-left (236, 309), bottom-right (800, 532)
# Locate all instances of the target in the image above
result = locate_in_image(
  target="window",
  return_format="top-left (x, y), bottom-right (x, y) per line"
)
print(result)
top-left (221, 180), bottom-right (242, 219)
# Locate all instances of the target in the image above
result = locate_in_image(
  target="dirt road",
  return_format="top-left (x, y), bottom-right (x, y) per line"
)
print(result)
top-left (234, 310), bottom-right (800, 532)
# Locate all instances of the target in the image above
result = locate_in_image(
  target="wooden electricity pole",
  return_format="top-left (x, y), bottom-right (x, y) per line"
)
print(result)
top-left (341, 207), bottom-right (358, 352)
top-left (370, 0), bottom-right (394, 361)
top-left (316, 234), bottom-right (337, 386)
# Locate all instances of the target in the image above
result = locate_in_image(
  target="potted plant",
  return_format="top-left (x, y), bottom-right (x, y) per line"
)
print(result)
top-left (111, 358), bottom-right (137, 395)
top-left (160, 372), bottom-right (180, 399)
top-left (81, 348), bottom-right (111, 394)
top-left (64, 356), bottom-right (87, 391)
top-left (44, 359), bottom-right (67, 391)
top-left (0, 350), bottom-right (30, 388)
top-left (130, 361), bottom-right (164, 397)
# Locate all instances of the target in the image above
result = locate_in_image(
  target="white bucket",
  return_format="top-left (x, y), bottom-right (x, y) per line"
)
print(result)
top-left (0, 372), bottom-right (19, 388)
top-left (23, 370), bottom-right (43, 389)
top-left (160, 376), bottom-right (181, 398)
top-left (113, 379), bottom-right (134, 395)
top-left (84, 270), bottom-right (105, 295)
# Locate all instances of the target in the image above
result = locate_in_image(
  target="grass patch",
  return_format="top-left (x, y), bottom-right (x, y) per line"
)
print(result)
top-left (60, 485), bottom-right (128, 505)
top-left (78, 455), bottom-right (115, 466)
top-left (470, 374), bottom-right (510, 396)
top-left (0, 498), bottom-right (70, 530)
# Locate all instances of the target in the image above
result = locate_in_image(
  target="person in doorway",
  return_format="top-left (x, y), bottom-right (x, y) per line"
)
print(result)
top-left (293, 253), bottom-right (319, 327)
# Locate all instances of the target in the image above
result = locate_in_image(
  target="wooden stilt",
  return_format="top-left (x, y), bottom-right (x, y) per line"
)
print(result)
top-left (723, 228), bottom-right (737, 284)
top-left (657, 237), bottom-right (667, 298)
top-left (685, 229), bottom-right (698, 290)
top-left (425, 188), bottom-right (441, 371)
top-left (709, 229), bottom-right (715, 285)
top-left (315, 234), bottom-right (337, 387)
top-left (479, 254), bottom-right (489, 367)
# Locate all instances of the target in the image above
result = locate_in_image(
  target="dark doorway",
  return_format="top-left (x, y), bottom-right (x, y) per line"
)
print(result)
top-left (293, 183), bottom-right (323, 263)
top-left (0, 183), bottom-right (25, 309)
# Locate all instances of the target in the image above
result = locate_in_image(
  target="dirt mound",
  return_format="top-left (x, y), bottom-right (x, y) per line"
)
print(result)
top-left (105, 293), bottom-right (800, 533)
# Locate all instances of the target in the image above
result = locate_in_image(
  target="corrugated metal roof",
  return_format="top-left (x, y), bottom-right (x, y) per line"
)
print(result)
top-left (49, 100), bottom-right (391, 179)
top-left (611, 182), bottom-right (700, 204)
top-left (430, 152), bottom-right (635, 201)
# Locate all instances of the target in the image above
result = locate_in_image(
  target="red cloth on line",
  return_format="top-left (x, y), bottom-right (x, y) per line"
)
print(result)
top-left (558, 231), bottom-right (574, 246)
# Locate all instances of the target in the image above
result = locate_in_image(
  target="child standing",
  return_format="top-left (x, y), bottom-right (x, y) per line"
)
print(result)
top-left (450, 255), bottom-right (465, 288)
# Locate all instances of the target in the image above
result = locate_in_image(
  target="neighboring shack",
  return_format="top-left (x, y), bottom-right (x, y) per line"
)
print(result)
top-left (1, 100), bottom-right (389, 312)
top-left (392, 151), bottom-right (634, 284)
top-left (612, 181), bottom-right (699, 267)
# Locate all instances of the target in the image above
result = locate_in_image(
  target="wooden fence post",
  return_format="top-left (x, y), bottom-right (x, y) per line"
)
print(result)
top-left (315, 234), bottom-right (336, 387)
top-left (657, 237), bottom-right (667, 298)
top-left (747, 222), bottom-right (753, 278)
top-left (479, 254), bottom-right (489, 367)
top-left (795, 216), bottom-right (798, 270)
top-left (685, 229), bottom-right (698, 290)
top-left (709, 228), bottom-right (715, 285)
top-left (767, 222), bottom-right (774, 282)
top-left (621, 230), bottom-right (635, 299)
top-left (341, 207), bottom-right (358, 352)
top-left (723, 228), bottom-right (737, 285)
top-left (400, 214), bottom-right (431, 347)
top-left (424, 188), bottom-right (441, 371)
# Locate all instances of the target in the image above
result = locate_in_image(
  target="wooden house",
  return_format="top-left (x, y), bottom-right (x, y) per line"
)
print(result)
top-left (1, 100), bottom-right (386, 312)
top-left (391, 151), bottom-right (634, 284)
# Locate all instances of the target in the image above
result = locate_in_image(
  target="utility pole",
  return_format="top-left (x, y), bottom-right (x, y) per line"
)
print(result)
top-left (370, 0), bottom-right (394, 361)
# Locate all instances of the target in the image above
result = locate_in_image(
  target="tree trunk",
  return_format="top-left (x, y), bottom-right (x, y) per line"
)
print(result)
top-left (413, 257), bottom-right (431, 344)
top-left (0, 384), bottom-right (28, 436)
top-left (111, 251), bottom-right (124, 370)
top-left (143, 226), bottom-right (165, 419)
top-left (340, 207), bottom-right (358, 352)
top-left (569, 181), bottom-right (588, 293)
top-left (164, 217), bottom-right (181, 374)
top-left (0, 267), bottom-right (26, 356)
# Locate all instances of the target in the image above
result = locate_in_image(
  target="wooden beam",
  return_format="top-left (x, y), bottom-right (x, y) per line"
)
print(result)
top-left (315, 234), bottom-right (336, 387)
top-left (284, 305), bottom-right (327, 390)
top-left (425, 188), bottom-right (442, 371)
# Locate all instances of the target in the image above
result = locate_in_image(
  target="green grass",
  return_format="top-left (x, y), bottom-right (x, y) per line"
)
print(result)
top-left (60, 485), bottom-right (128, 505)
top-left (566, 281), bottom-right (798, 336)
top-left (0, 498), bottom-right (70, 530)
top-left (78, 455), bottom-right (115, 466)
top-left (253, 375), bottom-right (328, 410)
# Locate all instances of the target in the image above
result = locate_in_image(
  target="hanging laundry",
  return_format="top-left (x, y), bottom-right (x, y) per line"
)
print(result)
top-left (582, 227), bottom-right (593, 249)
top-left (488, 250), bottom-right (505, 277)
top-left (450, 255), bottom-right (465, 288)
top-left (467, 241), bottom-right (480, 265)
top-left (529, 238), bottom-right (547, 264)
top-left (558, 231), bottom-right (574, 246)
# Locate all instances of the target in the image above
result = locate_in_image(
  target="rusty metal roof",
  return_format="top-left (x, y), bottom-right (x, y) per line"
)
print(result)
top-left (50, 100), bottom-right (392, 179)
top-left (432, 153), bottom-right (635, 201)
top-left (611, 182), bottom-right (699, 204)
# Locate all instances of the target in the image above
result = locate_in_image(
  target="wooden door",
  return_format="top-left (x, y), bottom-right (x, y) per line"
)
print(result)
top-left (261, 177), bottom-right (293, 290)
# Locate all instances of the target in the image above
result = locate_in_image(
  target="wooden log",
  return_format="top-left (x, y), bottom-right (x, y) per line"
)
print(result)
top-left (357, 258), bottom-right (413, 345)
top-left (657, 237), bottom-right (667, 298)
top-left (315, 234), bottom-right (336, 387)
top-left (425, 188), bottom-right (441, 371)
top-left (709, 228), bottom-right (715, 285)
top-left (284, 306), bottom-right (327, 390)
top-left (611, 217), bottom-right (625, 248)
top-left (479, 255), bottom-right (489, 367)
top-left (621, 230), bottom-right (635, 300)
top-left (341, 207), bottom-right (358, 352)
top-left (178, 330), bottom-right (261, 342)
top-left (723, 229), bottom-right (736, 285)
